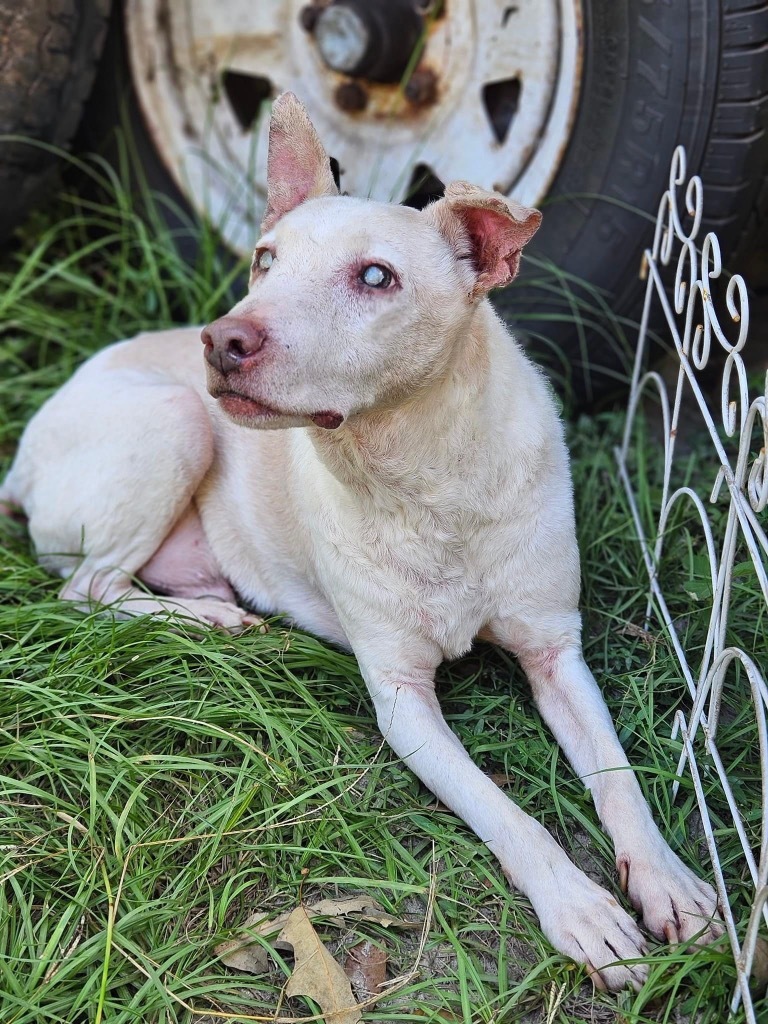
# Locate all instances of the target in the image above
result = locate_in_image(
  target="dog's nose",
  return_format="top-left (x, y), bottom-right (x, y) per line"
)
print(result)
top-left (202, 317), bottom-right (268, 375)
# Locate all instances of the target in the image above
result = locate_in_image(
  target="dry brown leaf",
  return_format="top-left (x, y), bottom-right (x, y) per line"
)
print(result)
top-left (308, 895), bottom-right (419, 929)
top-left (214, 936), bottom-right (270, 976)
top-left (278, 906), bottom-right (362, 1024)
top-left (214, 910), bottom-right (293, 973)
top-left (489, 773), bottom-right (513, 787)
top-left (619, 621), bottom-right (658, 646)
top-left (309, 896), bottom-right (383, 918)
top-left (215, 894), bottom-right (419, 978)
top-left (344, 939), bottom-right (387, 1000)
top-left (750, 935), bottom-right (768, 995)
top-left (247, 909), bottom-right (294, 943)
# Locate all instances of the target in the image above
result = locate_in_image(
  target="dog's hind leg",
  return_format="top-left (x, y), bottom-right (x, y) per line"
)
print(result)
top-left (7, 358), bottom-right (255, 631)
top-left (60, 504), bottom-right (261, 633)
top-left (75, 499), bottom-right (263, 631)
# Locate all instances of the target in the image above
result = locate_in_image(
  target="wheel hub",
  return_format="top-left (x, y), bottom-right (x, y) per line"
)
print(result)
top-left (125, 0), bottom-right (583, 256)
top-left (312, 0), bottom-right (423, 83)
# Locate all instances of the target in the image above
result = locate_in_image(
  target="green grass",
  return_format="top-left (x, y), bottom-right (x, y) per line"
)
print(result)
top-left (0, 158), bottom-right (764, 1023)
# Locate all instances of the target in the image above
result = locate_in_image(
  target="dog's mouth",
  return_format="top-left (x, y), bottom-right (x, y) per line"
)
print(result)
top-left (216, 391), bottom-right (283, 420)
top-left (212, 389), bottom-right (344, 431)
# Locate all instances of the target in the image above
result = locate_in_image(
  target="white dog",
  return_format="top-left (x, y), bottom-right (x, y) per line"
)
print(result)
top-left (1, 93), bottom-right (721, 990)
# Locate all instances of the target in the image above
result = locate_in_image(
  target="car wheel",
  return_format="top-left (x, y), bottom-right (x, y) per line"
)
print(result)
top-left (93, 1), bottom-right (768, 399)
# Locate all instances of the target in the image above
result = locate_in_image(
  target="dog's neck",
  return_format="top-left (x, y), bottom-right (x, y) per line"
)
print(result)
top-left (307, 303), bottom-right (516, 511)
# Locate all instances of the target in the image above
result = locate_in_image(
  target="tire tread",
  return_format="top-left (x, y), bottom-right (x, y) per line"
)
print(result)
top-left (701, 0), bottom-right (768, 263)
top-left (0, 0), bottom-right (111, 238)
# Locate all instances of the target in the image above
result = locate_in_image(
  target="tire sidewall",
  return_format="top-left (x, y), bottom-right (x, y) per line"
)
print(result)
top-left (497, 0), bottom-right (720, 397)
top-left (536, 1), bottom-right (716, 265)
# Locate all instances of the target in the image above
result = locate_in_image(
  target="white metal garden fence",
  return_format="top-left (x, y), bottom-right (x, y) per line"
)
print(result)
top-left (615, 146), bottom-right (767, 1022)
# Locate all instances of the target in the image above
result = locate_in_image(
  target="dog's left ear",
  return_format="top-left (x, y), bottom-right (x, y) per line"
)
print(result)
top-left (425, 182), bottom-right (542, 297)
top-left (261, 92), bottom-right (339, 233)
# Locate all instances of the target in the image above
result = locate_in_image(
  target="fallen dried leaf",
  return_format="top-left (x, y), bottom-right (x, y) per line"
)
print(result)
top-left (344, 939), bottom-right (387, 1001)
top-left (215, 894), bottom-right (420, 979)
top-left (214, 936), bottom-right (270, 976)
top-left (309, 895), bottom-right (419, 929)
top-left (247, 910), bottom-right (294, 941)
top-left (750, 935), bottom-right (768, 996)
top-left (278, 906), bottom-right (361, 1024)
top-left (619, 621), bottom-right (658, 646)
top-left (214, 910), bottom-right (292, 973)
top-left (489, 773), bottom-right (513, 787)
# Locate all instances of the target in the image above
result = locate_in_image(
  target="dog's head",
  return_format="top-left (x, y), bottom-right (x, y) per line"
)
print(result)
top-left (202, 93), bottom-right (541, 430)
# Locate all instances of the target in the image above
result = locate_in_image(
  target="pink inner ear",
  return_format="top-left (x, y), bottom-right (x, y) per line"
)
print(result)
top-left (462, 206), bottom-right (529, 291)
top-left (261, 105), bottom-right (337, 232)
top-left (270, 133), bottom-right (317, 209)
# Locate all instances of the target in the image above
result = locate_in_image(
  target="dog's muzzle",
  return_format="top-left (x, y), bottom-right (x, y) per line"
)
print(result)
top-left (202, 316), bottom-right (268, 376)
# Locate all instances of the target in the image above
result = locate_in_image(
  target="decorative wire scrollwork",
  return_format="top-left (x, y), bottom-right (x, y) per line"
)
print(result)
top-left (616, 146), bottom-right (767, 1022)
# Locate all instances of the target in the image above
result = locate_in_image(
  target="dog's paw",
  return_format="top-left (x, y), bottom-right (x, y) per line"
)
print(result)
top-left (535, 871), bottom-right (649, 991)
top-left (198, 602), bottom-right (268, 634)
top-left (157, 596), bottom-right (267, 634)
top-left (617, 845), bottom-right (723, 946)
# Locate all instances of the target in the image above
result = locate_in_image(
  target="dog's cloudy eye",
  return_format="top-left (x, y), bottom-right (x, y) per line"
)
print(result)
top-left (257, 250), bottom-right (273, 270)
top-left (361, 264), bottom-right (392, 288)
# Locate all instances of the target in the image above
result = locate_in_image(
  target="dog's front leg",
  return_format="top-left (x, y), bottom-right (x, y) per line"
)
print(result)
top-left (506, 638), bottom-right (723, 948)
top-left (353, 640), bottom-right (649, 990)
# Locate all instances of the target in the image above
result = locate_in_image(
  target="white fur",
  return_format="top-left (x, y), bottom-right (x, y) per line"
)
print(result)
top-left (0, 93), bottom-right (722, 991)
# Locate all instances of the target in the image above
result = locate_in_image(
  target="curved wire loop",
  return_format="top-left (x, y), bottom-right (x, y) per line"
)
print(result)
top-left (616, 145), bottom-right (767, 1023)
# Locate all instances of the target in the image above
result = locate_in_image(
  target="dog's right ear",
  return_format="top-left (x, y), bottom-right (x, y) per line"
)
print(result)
top-left (261, 93), bottom-right (338, 233)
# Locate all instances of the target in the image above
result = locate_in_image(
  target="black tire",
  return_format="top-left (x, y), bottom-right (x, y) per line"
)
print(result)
top-left (497, 0), bottom-right (768, 404)
top-left (0, 0), bottom-right (112, 240)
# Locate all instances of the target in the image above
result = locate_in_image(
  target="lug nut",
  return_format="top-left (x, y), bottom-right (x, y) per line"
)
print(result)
top-left (404, 68), bottom-right (438, 107)
top-left (299, 4), bottom-right (320, 32)
top-left (334, 80), bottom-right (368, 112)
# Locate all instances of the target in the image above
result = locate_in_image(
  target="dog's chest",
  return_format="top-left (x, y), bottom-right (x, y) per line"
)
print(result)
top-left (316, 497), bottom-right (506, 659)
